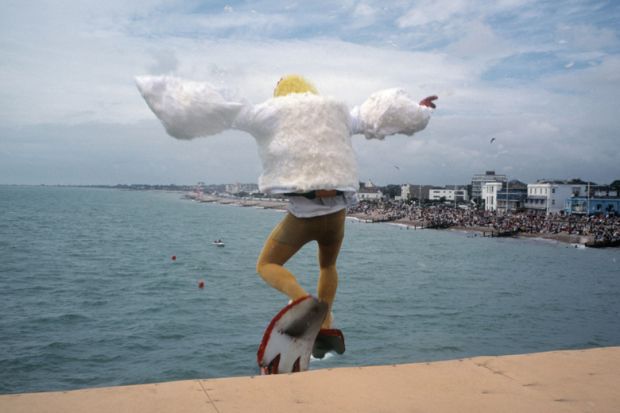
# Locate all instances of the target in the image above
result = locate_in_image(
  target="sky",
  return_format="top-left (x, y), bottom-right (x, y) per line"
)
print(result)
top-left (1, 0), bottom-right (619, 186)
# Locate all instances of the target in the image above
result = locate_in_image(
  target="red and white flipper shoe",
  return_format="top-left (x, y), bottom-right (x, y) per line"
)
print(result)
top-left (257, 296), bottom-right (328, 375)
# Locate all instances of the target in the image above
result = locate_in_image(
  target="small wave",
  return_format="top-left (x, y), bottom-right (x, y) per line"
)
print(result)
top-left (523, 237), bottom-right (562, 245)
top-left (386, 223), bottom-right (410, 229)
top-left (33, 313), bottom-right (91, 325)
top-left (84, 354), bottom-right (124, 364)
top-left (44, 341), bottom-right (72, 350)
top-left (311, 352), bottom-right (334, 362)
top-left (80, 299), bottom-right (109, 307)
top-left (162, 367), bottom-right (202, 378)
top-left (121, 337), bottom-right (157, 352)
top-left (346, 216), bottom-right (372, 223)
top-left (155, 332), bottom-right (186, 340)
top-left (58, 313), bottom-right (91, 322)
top-left (418, 345), bottom-right (463, 353)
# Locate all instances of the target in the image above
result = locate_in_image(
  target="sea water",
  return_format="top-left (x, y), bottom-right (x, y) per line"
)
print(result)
top-left (1, 186), bottom-right (619, 394)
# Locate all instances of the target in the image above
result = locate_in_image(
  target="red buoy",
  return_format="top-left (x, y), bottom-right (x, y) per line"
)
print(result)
top-left (171, 255), bottom-right (177, 261)
top-left (198, 280), bottom-right (205, 289)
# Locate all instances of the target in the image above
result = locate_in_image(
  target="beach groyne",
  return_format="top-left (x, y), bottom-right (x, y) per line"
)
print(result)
top-left (2, 347), bottom-right (619, 413)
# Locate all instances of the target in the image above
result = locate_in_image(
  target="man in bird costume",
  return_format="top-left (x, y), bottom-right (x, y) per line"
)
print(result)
top-left (137, 73), bottom-right (437, 363)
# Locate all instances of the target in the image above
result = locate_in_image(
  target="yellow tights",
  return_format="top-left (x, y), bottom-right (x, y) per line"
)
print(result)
top-left (256, 209), bottom-right (345, 328)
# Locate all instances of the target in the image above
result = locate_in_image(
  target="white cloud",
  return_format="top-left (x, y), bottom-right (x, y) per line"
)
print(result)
top-left (445, 20), bottom-right (515, 61)
top-left (1, 0), bottom-right (619, 185)
top-left (555, 23), bottom-right (619, 52)
top-left (353, 2), bottom-right (375, 18)
top-left (397, 0), bottom-right (469, 28)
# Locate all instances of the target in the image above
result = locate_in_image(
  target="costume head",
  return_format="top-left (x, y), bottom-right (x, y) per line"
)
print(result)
top-left (274, 75), bottom-right (318, 97)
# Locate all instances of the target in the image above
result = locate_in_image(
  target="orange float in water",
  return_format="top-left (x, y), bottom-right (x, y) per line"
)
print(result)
top-left (198, 280), bottom-right (205, 289)
top-left (171, 255), bottom-right (176, 261)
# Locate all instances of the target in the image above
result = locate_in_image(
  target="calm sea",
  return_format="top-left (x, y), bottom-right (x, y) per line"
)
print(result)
top-left (1, 185), bottom-right (619, 394)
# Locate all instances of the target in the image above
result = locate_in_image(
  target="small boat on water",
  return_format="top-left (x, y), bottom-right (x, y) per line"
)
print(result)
top-left (213, 239), bottom-right (225, 247)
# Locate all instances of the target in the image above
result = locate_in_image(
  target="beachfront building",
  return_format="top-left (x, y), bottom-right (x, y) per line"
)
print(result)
top-left (429, 187), bottom-right (469, 202)
top-left (358, 187), bottom-right (384, 201)
top-left (225, 183), bottom-right (259, 194)
top-left (525, 181), bottom-right (586, 215)
top-left (593, 187), bottom-right (618, 197)
top-left (406, 184), bottom-right (435, 202)
top-left (398, 184), bottom-right (436, 203)
top-left (564, 186), bottom-right (620, 216)
top-left (565, 197), bottom-right (620, 216)
top-left (400, 184), bottom-right (413, 200)
top-left (482, 181), bottom-right (527, 213)
top-left (482, 182), bottom-right (502, 211)
top-left (188, 182), bottom-right (205, 201)
top-left (471, 171), bottom-right (507, 202)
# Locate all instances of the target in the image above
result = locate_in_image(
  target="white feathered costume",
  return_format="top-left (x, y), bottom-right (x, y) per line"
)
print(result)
top-left (136, 76), bottom-right (433, 194)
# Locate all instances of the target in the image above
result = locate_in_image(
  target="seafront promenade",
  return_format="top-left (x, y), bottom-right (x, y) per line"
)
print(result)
top-left (2, 347), bottom-right (619, 412)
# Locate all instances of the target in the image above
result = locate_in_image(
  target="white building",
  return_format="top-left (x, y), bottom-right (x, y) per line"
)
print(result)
top-left (225, 183), bottom-right (259, 194)
top-left (471, 171), bottom-right (507, 201)
top-left (525, 181), bottom-right (586, 215)
top-left (358, 187), bottom-right (384, 201)
top-left (481, 182), bottom-right (503, 211)
top-left (594, 187), bottom-right (618, 197)
top-left (400, 184), bottom-right (413, 200)
top-left (429, 188), bottom-right (469, 202)
top-left (399, 184), bottom-right (434, 201)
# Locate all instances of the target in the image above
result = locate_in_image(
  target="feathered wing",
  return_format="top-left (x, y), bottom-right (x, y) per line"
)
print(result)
top-left (135, 75), bottom-right (247, 140)
top-left (350, 88), bottom-right (433, 140)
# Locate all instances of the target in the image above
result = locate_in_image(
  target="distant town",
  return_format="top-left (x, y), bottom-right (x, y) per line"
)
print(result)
top-left (78, 170), bottom-right (620, 217)
top-left (51, 170), bottom-right (620, 248)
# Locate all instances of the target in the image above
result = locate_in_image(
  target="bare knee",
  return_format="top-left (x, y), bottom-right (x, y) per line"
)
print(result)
top-left (320, 263), bottom-right (338, 273)
top-left (256, 259), bottom-right (270, 278)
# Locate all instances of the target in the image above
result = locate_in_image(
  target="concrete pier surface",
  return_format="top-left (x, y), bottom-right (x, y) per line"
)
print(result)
top-left (2, 347), bottom-right (619, 413)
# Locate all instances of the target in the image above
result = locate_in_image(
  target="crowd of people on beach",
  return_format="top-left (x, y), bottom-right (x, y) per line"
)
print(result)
top-left (347, 200), bottom-right (620, 246)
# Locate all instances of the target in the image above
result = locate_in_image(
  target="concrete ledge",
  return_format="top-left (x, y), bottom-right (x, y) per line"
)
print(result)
top-left (2, 347), bottom-right (619, 412)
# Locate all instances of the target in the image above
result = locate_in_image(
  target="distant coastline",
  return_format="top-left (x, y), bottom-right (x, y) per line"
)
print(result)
top-left (33, 186), bottom-right (612, 247)
top-left (184, 193), bottom-right (620, 247)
